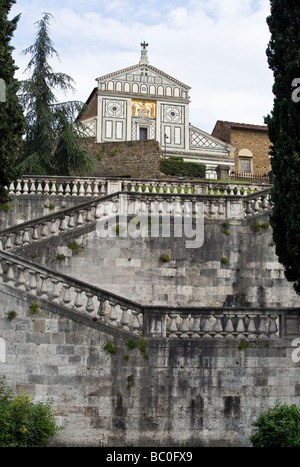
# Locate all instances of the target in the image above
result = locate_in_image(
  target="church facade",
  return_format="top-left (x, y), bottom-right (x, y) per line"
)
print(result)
top-left (79, 44), bottom-right (235, 179)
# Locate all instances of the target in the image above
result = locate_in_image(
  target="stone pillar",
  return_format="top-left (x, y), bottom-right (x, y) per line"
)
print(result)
top-left (216, 165), bottom-right (230, 180)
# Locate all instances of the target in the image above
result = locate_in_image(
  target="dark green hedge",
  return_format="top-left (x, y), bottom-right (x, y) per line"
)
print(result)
top-left (160, 157), bottom-right (206, 178)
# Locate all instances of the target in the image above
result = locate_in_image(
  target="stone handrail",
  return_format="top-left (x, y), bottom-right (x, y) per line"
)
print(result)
top-left (0, 190), bottom-right (272, 252)
top-left (143, 306), bottom-right (283, 339)
top-left (8, 176), bottom-right (271, 198)
top-left (0, 250), bottom-right (296, 340)
top-left (0, 249), bottom-right (143, 335)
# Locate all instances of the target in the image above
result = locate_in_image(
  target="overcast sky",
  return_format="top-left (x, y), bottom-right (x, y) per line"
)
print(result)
top-left (10, 0), bottom-right (274, 133)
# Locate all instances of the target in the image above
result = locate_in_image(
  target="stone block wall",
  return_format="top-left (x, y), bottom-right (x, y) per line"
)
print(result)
top-left (17, 212), bottom-right (300, 309)
top-left (0, 289), bottom-right (299, 447)
top-left (78, 138), bottom-right (162, 179)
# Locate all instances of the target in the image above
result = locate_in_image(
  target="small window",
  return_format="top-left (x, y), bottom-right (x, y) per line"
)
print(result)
top-left (240, 159), bottom-right (251, 174)
top-left (139, 128), bottom-right (148, 140)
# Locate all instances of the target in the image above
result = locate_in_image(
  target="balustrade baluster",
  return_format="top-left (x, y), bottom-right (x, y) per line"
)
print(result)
top-left (50, 182), bottom-right (57, 196)
top-left (97, 297), bottom-right (106, 319)
top-left (68, 215), bottom-right (75, 229)
top-left (168, 314), bottom-right (178, 338)
top-left (51, 280), bottom-right (61, 303)
top-left (59, 217), bottom-right (67, 231)
top-left (258, 314), bottom-right (267, 338)
top-left (74, 289), bottom-right (83, 308)
top-left (236, 314), bottom-right (247, 339)
top-left (78, 181), bottom-right (85, 196)
top-left (71, 182), bottom-right (78, 196)
top-left (23, 181), bottom-right (29, 195)
top-left (41, 223), bottom-right (48, 238)
top-left (131, 310), bottom-right (141, 333)
top-left (16, 266), bottom-right (26, 290)
top-left (23, 229), bottom-right (30, 245)
top-left (214, 314), bottom-right (224, 339)
top-left (57, 183), bottom-right (64, 196)
top-left (6, 262), bottom-right (15, 284)
top-left (202, 315), bottom-right (213, 338)
top-left (8, 182), bottom-right (15, 195)
top-left (65, 183), bottom-right (71, 196)
top-left (224, 314), bottom-right (235, 339)
top-left (4, 235), bottom-right (12, 250)
top-left (44, 181), bottom-right (50, 195)
top-left (86, 293), bottom-right (95, 313)
top-left (86, 182), bottom-right (92, 196)
top-left (191, 315), bottom-right (201, 338)
top-left (179, 314), bottom-right (190, 338)
top-left (108, 301), bottom-right (118, 324)
top-left (268, 314), bottom-right (279, 339)
top-left (61, 284), bottom-right (71, 305)
top-left (15, 181), bottom-right (22, 195)
top-left (120, 306), bottom-right (130, 331)
top-left (32, 226), bottom-right (39, 241)
top-left (39, 275), bottom-right (49, 299)
top-left (247, 314), bottom-right (257, 340)
top-left (28, 271), bottom-right (38, 295)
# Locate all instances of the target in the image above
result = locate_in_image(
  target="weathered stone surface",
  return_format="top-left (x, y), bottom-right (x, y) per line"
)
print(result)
top-left (0, 293), bottom-right (299, 447)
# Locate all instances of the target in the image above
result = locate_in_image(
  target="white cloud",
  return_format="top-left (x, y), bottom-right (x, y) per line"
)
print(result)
top-left (10, 0), bottom-right (273, 132)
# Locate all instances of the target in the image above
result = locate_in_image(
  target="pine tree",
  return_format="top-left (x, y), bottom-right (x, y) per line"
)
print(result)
top-left (19, 12), bottom-right (93, 175)
top-left (0, 0), bottom-right (25, 205)
top-left (265, 0), bottom-right (300, 293)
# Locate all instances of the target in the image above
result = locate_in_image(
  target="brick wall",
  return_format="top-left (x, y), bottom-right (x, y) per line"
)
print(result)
top-left (212, 122), bottom-right (271, 176)
top-left (78, 138), bottom-right (162, 179)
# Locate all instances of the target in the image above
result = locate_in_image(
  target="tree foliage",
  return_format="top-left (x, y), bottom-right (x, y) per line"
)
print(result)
top-left (265, 0), bottom-right (300, 292)
top-left (0, 381), bottom-right (63, 447)
top-left (250, 401), bottom-right (300, 447)
top-left (18, 12), bottom-right (93, 176)
top-left (0, 0), bottom-right (25, 204)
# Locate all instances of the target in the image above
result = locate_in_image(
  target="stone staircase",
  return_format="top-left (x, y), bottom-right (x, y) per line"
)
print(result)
top-left (1, 177), bottom-right (298, 341)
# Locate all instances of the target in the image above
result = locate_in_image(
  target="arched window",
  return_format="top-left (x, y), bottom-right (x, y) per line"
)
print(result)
top-left (238, 148), bottom-right (253, 174)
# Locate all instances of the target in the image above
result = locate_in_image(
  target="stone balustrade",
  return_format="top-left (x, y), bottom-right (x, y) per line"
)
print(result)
top-left (0, 189), bottom-right (272, 252)
top-left (9, 176), bottom-right (108, 197)
top-left (1, 250), bottom-right (295, 341)
top-left (144, 308), bottom-right (281, 340)
top-left (8, 176), bottom-right (271, 198)
top-left (0, 250), bottom-right (143, 335)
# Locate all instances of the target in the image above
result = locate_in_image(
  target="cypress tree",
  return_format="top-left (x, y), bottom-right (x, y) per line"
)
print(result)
top-left (265, 0), bottom-right (300, 293)
top-left (0, 0), bottom-right (25, 204)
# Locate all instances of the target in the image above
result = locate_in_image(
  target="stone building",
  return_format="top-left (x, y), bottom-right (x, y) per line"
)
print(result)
top-left (78, 43), bottom-right (235, 179)
top-left (212, 120), bottom-right (271, 178)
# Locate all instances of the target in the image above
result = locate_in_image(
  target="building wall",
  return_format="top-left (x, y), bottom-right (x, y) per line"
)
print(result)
top-left (212, 122), bottom-right (271, 176)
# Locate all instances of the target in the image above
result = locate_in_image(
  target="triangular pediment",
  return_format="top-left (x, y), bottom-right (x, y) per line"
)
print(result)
top-left (96, 63), bottom-right (191, 91)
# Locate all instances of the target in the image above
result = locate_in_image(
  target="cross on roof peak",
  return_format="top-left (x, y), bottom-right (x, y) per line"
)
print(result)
top-left (139, 42), bottom-right (149, 65)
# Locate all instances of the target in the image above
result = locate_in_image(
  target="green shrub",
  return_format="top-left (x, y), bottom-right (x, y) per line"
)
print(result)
top-left (160, 158), bottom-right (206, 178)
top-left (0, 381), bottom-right (63, 447)
top-left (250, 401), bottom-right (300, 447)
